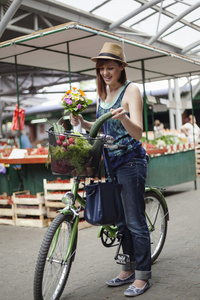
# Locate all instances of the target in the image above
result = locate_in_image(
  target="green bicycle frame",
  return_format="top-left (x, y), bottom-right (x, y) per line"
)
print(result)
top-left (48, 179), bottom-right (86, 264)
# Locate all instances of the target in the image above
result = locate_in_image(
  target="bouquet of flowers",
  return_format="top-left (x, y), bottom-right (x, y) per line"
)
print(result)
top-left (61, 87), bottom-right (93, 116)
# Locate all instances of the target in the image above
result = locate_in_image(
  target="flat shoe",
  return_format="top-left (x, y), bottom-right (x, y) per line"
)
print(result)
top-left (124, 281), bottom-right (150, 297)
top-left (106, 273), bottom-right (135, 287)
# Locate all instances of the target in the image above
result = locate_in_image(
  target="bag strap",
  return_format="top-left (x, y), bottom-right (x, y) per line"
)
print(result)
top-left (103, 147), bottom-right (114, 182)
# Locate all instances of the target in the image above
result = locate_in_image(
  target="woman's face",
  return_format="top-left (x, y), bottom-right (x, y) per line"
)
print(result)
top-left (99, 60), bottom-right (124, 86)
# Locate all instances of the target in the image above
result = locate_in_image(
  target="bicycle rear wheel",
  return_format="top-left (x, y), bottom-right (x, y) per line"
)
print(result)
top-left (33, 213), bottom-right (77, 300)
top-left (145, 190), bottom-right (168, 263)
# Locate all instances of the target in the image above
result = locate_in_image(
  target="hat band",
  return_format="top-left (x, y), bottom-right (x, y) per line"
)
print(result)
top-left (98, 52), bottom-right (124, 62)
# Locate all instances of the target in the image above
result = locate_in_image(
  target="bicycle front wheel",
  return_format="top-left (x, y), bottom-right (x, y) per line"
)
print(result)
top-left (145, 190), bottom-right (168, 264)
top-left (33, 213), bottom-right (77, 300)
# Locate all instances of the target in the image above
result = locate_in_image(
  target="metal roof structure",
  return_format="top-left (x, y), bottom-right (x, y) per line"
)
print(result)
top-left (0, 0), bottom-right (200, 115)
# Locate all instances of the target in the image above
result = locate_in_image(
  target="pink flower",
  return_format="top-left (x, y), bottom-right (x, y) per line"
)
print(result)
top-left (66, 99), bottom-right (72, 105)
top-left (77, 104), bottom-right (82, 110)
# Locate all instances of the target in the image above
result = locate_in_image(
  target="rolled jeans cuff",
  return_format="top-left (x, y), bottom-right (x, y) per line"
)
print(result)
top-left (135, 270), bottom-right (152, 280)
top-left (122, 261), bottom-right (136, 271)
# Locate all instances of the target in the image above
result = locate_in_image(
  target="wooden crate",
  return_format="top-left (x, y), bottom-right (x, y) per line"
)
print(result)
top-left (0, 193), bottom-right (15, 225)
top-left (195, 145), bottom-right (200, 177)
top-left (44, 178), bottom-right (73, 211)
top-left (13, 190), bottom-right (48, 228)
top-left (44, 178), bottom-right (89, 227)
top-left (44, 178), bottom-right (85, 213)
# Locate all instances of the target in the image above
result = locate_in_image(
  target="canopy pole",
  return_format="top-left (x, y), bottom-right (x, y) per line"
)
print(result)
top-left (141, 60), bottom-right (148, 141)
top-left (189, 74), bottom-right (195, 144)
top-left (67, 42), bottom-right (72, 89)
top-left (15, 55), bottom-right (21, 148)
top-left (0, 98), bottom-right (2, 138)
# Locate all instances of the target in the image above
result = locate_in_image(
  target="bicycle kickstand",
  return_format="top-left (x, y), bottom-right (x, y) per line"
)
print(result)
top-left (114, 233), bottom-right (130, 265)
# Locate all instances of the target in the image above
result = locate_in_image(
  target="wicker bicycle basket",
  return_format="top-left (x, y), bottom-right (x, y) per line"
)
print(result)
top-left (48, 128), bottom-right (105, 177)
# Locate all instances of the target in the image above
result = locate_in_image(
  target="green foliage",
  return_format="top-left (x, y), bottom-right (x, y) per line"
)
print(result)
top-left (50, 134), bottom-right (93, 173)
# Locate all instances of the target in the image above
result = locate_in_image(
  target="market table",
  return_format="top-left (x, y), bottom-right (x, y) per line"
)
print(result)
top-left (0, 148), bottom-right (197, 195)
top-left (0, 156), bottom-right (68, 195)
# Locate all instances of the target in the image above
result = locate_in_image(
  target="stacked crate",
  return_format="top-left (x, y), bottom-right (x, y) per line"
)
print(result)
top-left (13, 190), bottom-right (48, 228)
top-left (195, 144), bottom-right (200, 177)
top-left (0, 193), bottom-right (15, 225)
top-left (43, 178), bottom-right (90, 229)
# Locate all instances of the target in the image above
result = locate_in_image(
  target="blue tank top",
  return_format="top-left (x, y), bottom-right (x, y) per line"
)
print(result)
top-left (96, 80), bottom-right (146, 170)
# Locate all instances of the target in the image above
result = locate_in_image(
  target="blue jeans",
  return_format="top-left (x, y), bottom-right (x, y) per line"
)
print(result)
top-left (114, 157), bottom-right (152, 280)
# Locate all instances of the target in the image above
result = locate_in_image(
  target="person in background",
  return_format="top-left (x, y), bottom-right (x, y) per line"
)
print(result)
top-left (153, 119), bottom-right (164, 138)
top-left (15, 131), bottom-right (32, 149)
top-left (181, 115), bottom-right (200, 144)
top-left (20, 133), bottom-right (32, 149)
top-left (70, 42), bottom-right (151, 297)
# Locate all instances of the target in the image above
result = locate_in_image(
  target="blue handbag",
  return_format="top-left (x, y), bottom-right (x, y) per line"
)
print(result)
top-left (84, 148), bottom-right (123, 226)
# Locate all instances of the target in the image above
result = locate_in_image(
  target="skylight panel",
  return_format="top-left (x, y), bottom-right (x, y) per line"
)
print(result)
top-left (166, 2), bottom-right (191, 15)
top-left (194, 19), bottom-right (200, 26)
top-left (123, 8), bottom-right (155, 27)
top-left (162, 26), bottom-right (200, 48)
top-left (93, 0), bottom-right (140, 22)
top-left (131, 13), bottom-right (173, 36)
top-left (184, 7), bottom-right (200, 22)
top-left (55, 0), bottom-right (104, 12)
top-left (157, 0), bottom-right (174, 8)
top-left (162, 22), bottom-right (183, 37)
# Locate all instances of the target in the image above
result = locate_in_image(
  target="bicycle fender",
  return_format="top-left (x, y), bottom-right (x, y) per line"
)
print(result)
top-left (145, 186), bottom-right (169, 220)
top-left (97, 226), bottom-right (103, 238)
top-left (58, 207), bottom-right (74, 216)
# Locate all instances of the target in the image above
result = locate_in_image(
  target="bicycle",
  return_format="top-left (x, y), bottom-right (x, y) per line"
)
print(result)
top-left (33, 115), bottom-right (169, 300)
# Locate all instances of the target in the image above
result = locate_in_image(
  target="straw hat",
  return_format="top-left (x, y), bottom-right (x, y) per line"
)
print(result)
top-left (91, 42), bottom-right (128, 66)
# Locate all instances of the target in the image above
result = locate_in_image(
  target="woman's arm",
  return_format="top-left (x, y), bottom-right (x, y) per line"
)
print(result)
top-left (111, 83), bottom-right (143, 141)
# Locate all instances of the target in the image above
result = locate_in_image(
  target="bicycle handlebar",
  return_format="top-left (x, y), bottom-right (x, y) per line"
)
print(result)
top-left (104, 144), bottom-right (128, 151)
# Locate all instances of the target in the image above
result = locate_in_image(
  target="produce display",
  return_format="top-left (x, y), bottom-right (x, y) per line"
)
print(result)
top-left (0, 146), bottom-right (49, 157)
top-left (15, 194), bottom-right (37, 198)
top-left (47, 179), bottom-right (71, 184)
top-left (27, 147), bottom-right (49, 156)
top-left (141, 133), bottom-right (193, 154)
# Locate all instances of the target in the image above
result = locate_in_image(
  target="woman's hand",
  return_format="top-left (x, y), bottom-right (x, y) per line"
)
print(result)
top-left (70, 114), bottom-right (83, 126)
top-left (70, 114), bottom-right (94, 132)
top-left (110, 107), bottom-right (127, 121)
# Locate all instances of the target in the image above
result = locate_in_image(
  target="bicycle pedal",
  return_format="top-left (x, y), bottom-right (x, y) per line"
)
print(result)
top-left (115, 254), bottom-right (130, 265)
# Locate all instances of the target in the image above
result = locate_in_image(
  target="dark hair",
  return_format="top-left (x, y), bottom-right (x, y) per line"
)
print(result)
top-left (96, 59), bottom-right (127, 100)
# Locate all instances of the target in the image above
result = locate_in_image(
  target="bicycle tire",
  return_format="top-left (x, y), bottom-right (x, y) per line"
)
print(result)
top-left (33, 213), bottom-right (77, 300)
top-left (145, 190), bottom-right (168, 264)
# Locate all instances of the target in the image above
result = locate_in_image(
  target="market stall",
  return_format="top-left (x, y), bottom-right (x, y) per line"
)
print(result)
top-left (146, 149), bottom-right (197, 189)
top-left (0, 22), bottom-right (200, 194)
top-left (144, 130), bottom-right (197, 189)
top-left (0, 156), bottom-right (69, 195)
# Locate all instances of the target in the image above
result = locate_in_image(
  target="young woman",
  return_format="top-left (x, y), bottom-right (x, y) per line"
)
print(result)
top-left (70, 42), bottom-right (151, 297)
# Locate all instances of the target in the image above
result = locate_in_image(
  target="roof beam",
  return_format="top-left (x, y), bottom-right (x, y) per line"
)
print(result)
top-left (147, 2), bottom-right (200, 45)
top-left (108, 0), bottom-right (162, 30)
top-left (0, 0), bottom-right (23, 38)
top-left (181, 40), bottom-right (200, 55)
top-left (133, 0), bottom-right (200, 32)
